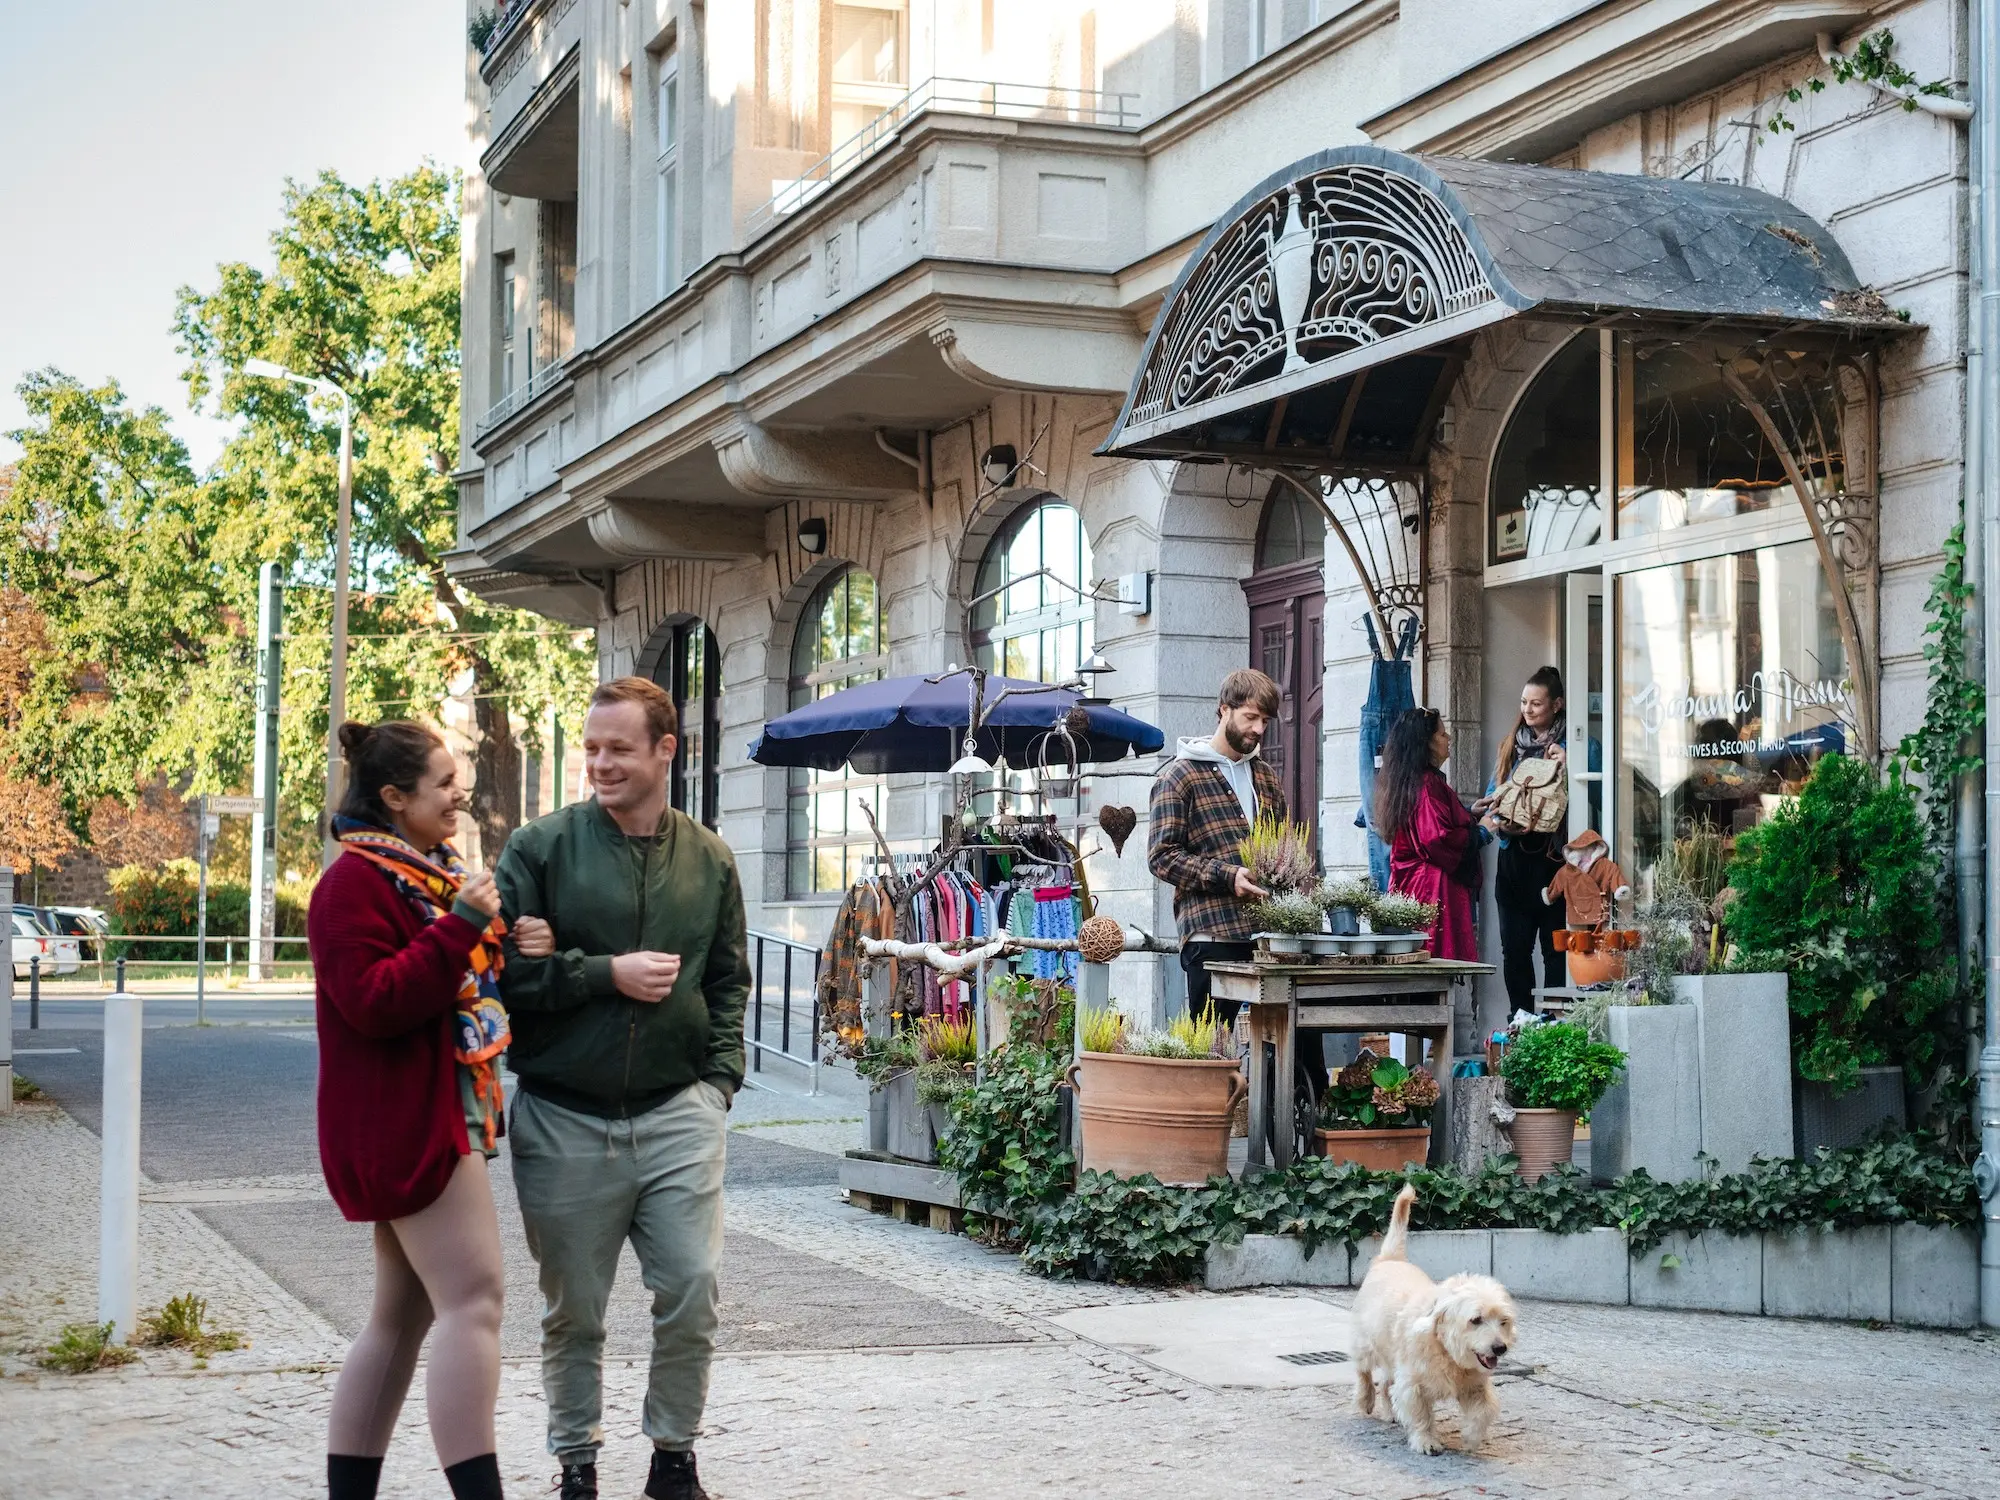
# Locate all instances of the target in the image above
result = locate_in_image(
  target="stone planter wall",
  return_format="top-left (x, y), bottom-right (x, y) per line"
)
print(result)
top-left (1204, 1224), bottom-right (1978, 1328)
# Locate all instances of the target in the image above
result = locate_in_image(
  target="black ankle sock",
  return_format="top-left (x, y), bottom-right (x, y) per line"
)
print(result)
top-left (327, 1454), bottom-right (384, 1500)
top-left (444, 1452), bottom-right (504, 1500)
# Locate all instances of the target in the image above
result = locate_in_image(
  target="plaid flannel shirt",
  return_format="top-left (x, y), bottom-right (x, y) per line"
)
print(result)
top-left (1147, 754), bottom-right (1287, 943)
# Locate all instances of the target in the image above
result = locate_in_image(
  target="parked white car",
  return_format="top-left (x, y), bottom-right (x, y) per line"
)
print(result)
top-left (10, 910), bottom-right (82, 979)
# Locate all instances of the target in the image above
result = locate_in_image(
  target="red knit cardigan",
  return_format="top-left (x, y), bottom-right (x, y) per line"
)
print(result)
top-left (308, 850), bottom-right (483, 1222)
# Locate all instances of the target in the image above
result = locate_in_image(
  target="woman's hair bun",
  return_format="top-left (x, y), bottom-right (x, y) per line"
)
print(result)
top-left (337, 720), bottom-right (376, 761)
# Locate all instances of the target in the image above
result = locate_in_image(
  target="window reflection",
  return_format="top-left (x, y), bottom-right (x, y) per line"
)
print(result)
top-left (787, 567), bottom-right (885, 896)
top-left (1490, 333), bottom-right (1603, 563)
top-left (1618, 540), bottom-right (1850, 899)
top-left (1616, 340), bottom-right (1841, 536)
top-left (970, 500), bottom-right (1094, 684)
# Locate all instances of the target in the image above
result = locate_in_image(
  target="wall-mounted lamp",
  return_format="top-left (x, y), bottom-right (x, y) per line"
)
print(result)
top-left (981, 444), bottom-right (1018, 488)
top-left (797, 517), bottom-right (828, 554)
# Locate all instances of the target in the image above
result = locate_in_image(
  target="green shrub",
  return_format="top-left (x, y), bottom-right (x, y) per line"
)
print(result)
top-left (1499, 1021), bottom-right (1626, 1112)
top-left (106, 862), bottom-right (252, 960)
top-left (1727, 754), bottom-right (1957, 1090)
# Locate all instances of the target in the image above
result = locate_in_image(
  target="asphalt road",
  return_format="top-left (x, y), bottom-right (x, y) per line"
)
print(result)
top-left (14, 1025), bottom-right (1016, 1360)
top-left (11, 995), bottom-right (317, 1030)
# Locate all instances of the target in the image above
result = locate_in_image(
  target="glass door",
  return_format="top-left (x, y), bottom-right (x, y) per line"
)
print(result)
top-left (1565, 572), bottom-right (1609, 851)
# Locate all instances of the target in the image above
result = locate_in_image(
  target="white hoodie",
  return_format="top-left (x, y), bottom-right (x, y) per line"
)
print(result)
top-left (1175, 735), bottom-right (1259, 824)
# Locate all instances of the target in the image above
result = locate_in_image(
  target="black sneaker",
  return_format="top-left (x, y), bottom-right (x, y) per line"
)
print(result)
top-left (643, 1450), bottom-right (710, 1500)
top-left (552, 1464), bottom-right (597, 1500)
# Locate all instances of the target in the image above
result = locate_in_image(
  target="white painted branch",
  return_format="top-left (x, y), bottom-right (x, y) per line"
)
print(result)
top-left (861, 935), bottom-right (1016, 978)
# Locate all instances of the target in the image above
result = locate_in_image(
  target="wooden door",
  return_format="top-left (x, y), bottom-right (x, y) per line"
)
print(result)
top-left (1244, 559), bottom-right (1326, 847)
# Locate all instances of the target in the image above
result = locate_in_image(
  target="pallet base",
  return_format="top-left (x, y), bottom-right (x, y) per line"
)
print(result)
top-left (839, 1149), bottom-right (965, 1232)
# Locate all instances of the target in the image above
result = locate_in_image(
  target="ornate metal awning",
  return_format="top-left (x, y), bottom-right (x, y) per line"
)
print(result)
top-left (1100, 145), bottom-right (1898, 467)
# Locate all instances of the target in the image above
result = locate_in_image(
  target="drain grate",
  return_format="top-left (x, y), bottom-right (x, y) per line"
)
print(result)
top-left (1277, 1349), bottom-right (1350, 1367)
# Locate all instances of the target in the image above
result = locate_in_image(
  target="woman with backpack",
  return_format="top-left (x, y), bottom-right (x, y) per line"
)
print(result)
top-left (1373, 706), bottom-right (1478, 961)
top-left (1474, 665), bottom-right (1571, 1014)
top-left (308, 719), bottom-right (521, 1500)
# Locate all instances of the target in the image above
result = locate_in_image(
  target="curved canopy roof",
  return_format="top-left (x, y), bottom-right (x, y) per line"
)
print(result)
top-left (1102, 146), bottom-right (1899, 464)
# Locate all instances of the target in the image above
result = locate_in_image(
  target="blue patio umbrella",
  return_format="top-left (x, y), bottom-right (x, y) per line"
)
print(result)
top-left (748, 671), bottom-right (1165, 775)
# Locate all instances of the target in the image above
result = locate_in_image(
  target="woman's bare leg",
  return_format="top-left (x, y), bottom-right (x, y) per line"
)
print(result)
top-left (327, 1221), bottom-right (434, 1458)
top-left (389, 1152), bottom-right (506, 1469)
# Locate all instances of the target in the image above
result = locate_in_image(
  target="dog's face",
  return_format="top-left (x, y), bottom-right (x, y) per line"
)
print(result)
top-left (1426, 1275), bottom-right (1518, 1373)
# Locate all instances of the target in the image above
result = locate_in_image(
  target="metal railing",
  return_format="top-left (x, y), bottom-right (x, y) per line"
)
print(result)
top-left (743, 76), bottom-right (1143, 240)
top-left (747, 928), bottom-right (824, 1092)
top-left (476, 360), bottom-right (569, 436)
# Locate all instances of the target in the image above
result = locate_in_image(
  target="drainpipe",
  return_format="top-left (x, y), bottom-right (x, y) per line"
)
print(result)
top-left (1973, 0), bottom-right (2000, 1331)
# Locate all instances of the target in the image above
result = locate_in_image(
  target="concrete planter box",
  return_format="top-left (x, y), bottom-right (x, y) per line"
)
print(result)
top-left (1351, 1228), bottom-right (1492, 1283)
top-left (1629, 1231), bottom-right (1763, 1315)
top-left (1206, 1234), bottom-right (1350, 1290)
top-left (1591, 1005), bottom-right (1702, 1182)
top-left (1675, 973), bottom-right (1795, 1172)
top-left (1795, 1066), bottom-right (1906, 1156)
top-left (1492, 1228), bottom-right (1630, 1304)
top-left (1763, 1226), bottom-right (1892, 1321)
top-left (1890, 1224), bottom-right (1980, 1328)
top-left (881, 1071), bottom-right (937, 1163)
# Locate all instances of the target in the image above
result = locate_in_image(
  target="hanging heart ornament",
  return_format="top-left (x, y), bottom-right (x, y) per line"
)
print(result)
top-left (1098, 804), bottom-right (1138, 857)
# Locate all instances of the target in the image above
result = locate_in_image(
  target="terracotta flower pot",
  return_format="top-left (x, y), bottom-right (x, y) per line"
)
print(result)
top-left (1507, 1106), bottom-right (1578, 1181)
top-left (1564, 948), bottom-right (1625, 985)
top-left (1066, 1052), bottom-right (1247, 1187)
top-left (1314, 1125), bottom-right (1431, 1172)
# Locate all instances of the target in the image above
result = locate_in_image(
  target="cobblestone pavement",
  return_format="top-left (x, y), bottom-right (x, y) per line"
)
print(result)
top-left (7, 1093), bottom-right (2000, 1499)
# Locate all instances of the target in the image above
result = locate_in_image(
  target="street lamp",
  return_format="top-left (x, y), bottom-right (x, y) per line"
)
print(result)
top-left (243, 357), bottom-right (354, 870)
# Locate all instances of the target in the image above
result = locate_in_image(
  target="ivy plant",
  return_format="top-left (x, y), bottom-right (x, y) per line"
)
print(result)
top-left (1766, 29), bottom-right (1956, 133)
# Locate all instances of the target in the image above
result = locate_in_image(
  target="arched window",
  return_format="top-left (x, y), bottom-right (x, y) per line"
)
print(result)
top-left (787, 566), bottom-right (885, 896)
top-left (1256, 482), bottom-right (1326, 571)
top-left (969, 499), bottom-right (1093, 682)
top-left (663, 621), bottom-right (720, 829)
top-left (1489, 333), bottom-right (1603, 564)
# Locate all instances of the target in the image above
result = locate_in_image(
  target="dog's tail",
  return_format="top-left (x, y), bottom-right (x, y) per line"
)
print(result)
top-left (1378, 1184), bottom-right (1417, 1262)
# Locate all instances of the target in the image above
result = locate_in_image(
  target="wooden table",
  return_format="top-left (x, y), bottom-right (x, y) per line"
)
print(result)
top-left (1206, 959), bottom-right (1494, 1170)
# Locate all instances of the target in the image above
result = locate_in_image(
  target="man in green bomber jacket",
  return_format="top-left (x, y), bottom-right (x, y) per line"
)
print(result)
top-left (495, 676), bottom-right (749, 1500)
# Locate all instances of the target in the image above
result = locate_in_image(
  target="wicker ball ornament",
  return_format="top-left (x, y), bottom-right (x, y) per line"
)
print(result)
top-left (1062, 704), bottom-right (1093, 737)
top-left (1076, 915), bottom-right (1125, 965)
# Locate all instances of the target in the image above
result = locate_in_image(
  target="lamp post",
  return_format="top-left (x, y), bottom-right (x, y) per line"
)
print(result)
top-left (243, 359), bottom-right (353, 870)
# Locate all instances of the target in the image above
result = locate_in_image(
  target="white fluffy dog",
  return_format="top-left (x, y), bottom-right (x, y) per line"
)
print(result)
top-left (1350, 1184), bottom-right (1518, 1454)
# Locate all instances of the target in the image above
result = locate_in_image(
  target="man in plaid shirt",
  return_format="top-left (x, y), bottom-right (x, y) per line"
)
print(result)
top-left (1148, 668), bottom-right (1286, 1031)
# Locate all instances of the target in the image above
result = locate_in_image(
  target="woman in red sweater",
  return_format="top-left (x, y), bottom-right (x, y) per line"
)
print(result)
top-left (310, 720), bottom-right (509, 1500)
top-left (1375, 707), bottom-right (1479, 961)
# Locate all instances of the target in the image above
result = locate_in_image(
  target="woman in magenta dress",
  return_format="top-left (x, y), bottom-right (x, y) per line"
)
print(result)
top-left (1373, 707), bottom-right (1478, 961)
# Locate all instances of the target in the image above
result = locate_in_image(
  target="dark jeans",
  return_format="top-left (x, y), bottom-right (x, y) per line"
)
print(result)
top-left (1181, 939), bottom-right (1331, 1100)
top-left (1494, 836), bottom-right (1563, 1014)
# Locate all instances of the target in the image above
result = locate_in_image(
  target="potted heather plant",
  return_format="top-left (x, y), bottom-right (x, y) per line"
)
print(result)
top-left (1314, 1049), bottom-right (1440, 1170)
top-left (1238, 813), bottom-right (1317, 895)
top-left (1498, 1020), bottom-right (1626, 1181)
top-left (1318, 874), bottom-right (1378, 924)
top-left (1245, 890), bottom-right (1326, 955)
top-left (1068, 1003), bottom-right (1245, 1185)
top-left (915, 1013), bottom-right (978, 1152)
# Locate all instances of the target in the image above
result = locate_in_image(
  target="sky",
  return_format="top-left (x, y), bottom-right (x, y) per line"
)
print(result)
top-left (0, 0), bottom-right (470, 472)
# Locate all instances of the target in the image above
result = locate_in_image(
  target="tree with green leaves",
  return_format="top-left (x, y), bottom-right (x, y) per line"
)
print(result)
top-left (174, 163), bottom-right (593, 867)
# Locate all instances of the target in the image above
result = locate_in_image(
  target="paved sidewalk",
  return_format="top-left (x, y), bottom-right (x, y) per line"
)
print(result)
top-left (6, 1092), bottom-right (2000, 1499)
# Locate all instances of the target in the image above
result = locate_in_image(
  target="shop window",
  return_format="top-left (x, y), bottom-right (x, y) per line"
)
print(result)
top-left (663, 621), bottom-right (720, 830)
top-left (970, 500), bottom-right (1094, 683)
top-left (1616, 338), bottom-right (1842, 538)
top-left (1618, 538), bottom-right (1848, 896)
top-left (1489, 333), bottom-right (1602, 563)
top-left (787, 567), bottom-right (886, 896)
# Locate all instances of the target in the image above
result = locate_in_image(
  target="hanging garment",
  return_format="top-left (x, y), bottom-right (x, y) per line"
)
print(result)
top-left (1355, 616), bottom-right (1419, 895)
top-left (1032, 885), bottom-right (1079, 983)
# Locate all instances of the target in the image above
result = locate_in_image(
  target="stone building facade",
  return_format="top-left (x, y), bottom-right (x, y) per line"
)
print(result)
top-left (454, 0), bottom-right (1972, 1033)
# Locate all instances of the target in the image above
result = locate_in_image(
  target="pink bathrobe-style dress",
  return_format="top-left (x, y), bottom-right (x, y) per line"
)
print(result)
top-left (1387, 768), bottom-right (1479, 962)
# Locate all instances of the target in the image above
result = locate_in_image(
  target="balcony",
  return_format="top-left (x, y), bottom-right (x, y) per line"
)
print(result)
top-left (743, 76), bottom-right (1140, 242)
top-left (478, 0), bottom-right (584, 196)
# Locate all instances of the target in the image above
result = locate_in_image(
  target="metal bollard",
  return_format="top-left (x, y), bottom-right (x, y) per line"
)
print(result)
top-left (116, 955), bottom-right (126, 993)
top-left (29, 955), bottom-right (39, 1030)
top-left (98, 986), bottom-right (143, 1343)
